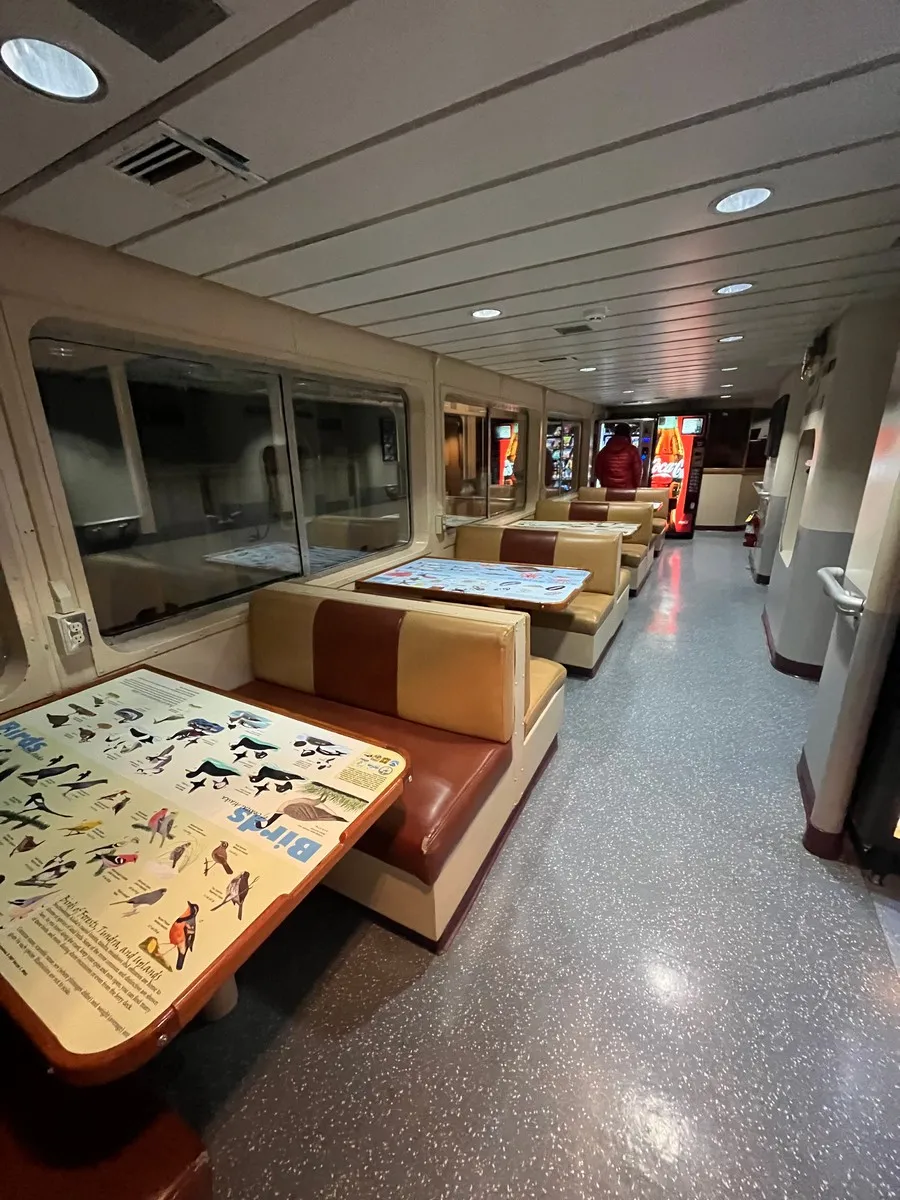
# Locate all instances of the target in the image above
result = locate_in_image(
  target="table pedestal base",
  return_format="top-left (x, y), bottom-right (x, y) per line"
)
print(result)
top-left (203, 974), bottom-right (238, 1021)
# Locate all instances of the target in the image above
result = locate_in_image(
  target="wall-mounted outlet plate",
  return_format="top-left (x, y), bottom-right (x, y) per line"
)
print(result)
top-left (47, 611), bottom-right (91, 657)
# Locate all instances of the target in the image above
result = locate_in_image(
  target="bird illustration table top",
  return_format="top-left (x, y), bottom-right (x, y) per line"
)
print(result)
top-left (513, 519), bottom-right (642, 537)
top-left (0, 667), bottom-right (408, 1084)
top-left (357, 555), bottom-right (590, 611)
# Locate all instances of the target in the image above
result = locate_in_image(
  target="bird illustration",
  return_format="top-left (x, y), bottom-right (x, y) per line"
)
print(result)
top-left (184, 759), bottom-right (240, 792)
top-left (231, 735), bottom-right (278, 762)
top-left (10, 835), bottom-right (42, 855)
top-left (146, 807), bottom-right (168, 838)
top-left (158, 812), bottom-right (176, 842)
top-left (16, 860), bottom-right (77, 887)
top-left (78, 728), bottom-right (96, 743)
top-left (210, 841), bottom-right (233, 875)
top-left (57, 772), bottom-right (109, 796)
top-left (112, 887), bottom-right (167, 914)
top-left (211, 871), bottom-right (251, 921)
top-left (19, 757), bottom-right (78, 784)
top-left (46, 713), bottom-right (70, 728)
top-left (61, 819), bottom-right (102, 836)
top-left (21, 793), bottom-right (68, 818)
top-left (138, 936), bottom-right (173, 972)
top-left (282, 801), bottom-right (348, 824)
top-left (168, 902), bottom-right (199, 970)
top-left (94, 852), bottom-right (139, 876)
top-left (168, 842), bottom-right (189, 870)
top-left (8, 893), bottom-right (54, 911)
top-left (70, 703), bottom-right (95, 718)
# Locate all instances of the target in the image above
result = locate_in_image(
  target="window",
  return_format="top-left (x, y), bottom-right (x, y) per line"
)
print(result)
top-left (443, 400), bottom-right (528, 524)
top-left (291, 374), bottom-right (410, 570)
top-left (33, 333), bottom-right (300, 638)
top-left (544, 419), bottom-right (581, 494)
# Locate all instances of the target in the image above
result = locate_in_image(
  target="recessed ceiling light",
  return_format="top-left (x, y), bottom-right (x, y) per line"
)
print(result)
top-left (718, 334), bottom-right (744, 343)
top-left (579, 366), bottom-right (597, 373)
top-left (720, 395), bottom-right (731, 399)
top-left (471, 307), bottom-right (502, 320)
top-left (714, 282), bottom-right (754, 296)
top-left (0, 38), bottom-right (103, 101)
top-left (721, 367), bottom-right (738, 372)
top-left (713, 186), bottom-right (772, 215)
top-left (50, 345), bottom-right (74, 358)
top-left (721, 383), bottom-right (734, 388)
top-left (622, 389), bottom-right (634, 394)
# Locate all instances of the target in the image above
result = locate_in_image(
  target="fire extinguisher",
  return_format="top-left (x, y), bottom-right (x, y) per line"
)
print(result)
top-left (743, 510), bottom-right (760, 547)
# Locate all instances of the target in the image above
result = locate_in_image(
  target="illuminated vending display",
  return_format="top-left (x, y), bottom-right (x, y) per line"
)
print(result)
top-left (651, 415), bottom-right (706, 537)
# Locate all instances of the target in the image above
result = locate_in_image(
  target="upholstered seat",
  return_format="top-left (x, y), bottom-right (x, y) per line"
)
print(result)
top-left (529, 591), bottom-right (613, 635)
top-left (526, 657), bottom-right (566, 734)
top-left (621, 543), bottom-right (648, 568)
top-left (616, 567), bottom-right (630, 598)
top-left (238, 679), bottom-right (512, 886)
top-left (652, 518), bottom-right (667, 535)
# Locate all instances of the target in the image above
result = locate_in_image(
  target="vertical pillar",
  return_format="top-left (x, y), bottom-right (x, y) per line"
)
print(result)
top-left (108, 365), bottom-right (156, 535)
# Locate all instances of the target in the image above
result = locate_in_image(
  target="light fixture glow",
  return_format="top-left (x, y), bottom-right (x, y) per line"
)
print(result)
top-left (715, 282), bottom-right (754, 296)
top-left (471, 307), bottom-right (501, 320)
top-left (579, 365), bottom-right (597, 373)
top-left (718, 334), bottom-right (744, 343)
top-left (720, 395), bottom-right (731, 399)
top-left (721, 383), bottom-right (734, 388)
top-left (0, 38), bottom-right (102, 100)
top-left (714, 186), bottom-right (772, 215)
top-left (721, 367), bottom-right (738, 372)
top-left (622, 389), bottom-right (634, 394)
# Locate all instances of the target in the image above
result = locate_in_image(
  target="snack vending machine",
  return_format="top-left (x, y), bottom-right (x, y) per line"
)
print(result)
top-left (545, 420), bottom-right (581, 492)
top-left (651, 415), bottom-right (707, 538)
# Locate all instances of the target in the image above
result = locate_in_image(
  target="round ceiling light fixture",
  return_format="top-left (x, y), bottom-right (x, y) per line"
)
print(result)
top-left (579, 365), bottom-right (597, 373)
top-left (0, 37), bottom-right (103, 101)
top-left (714, 282), bottom-right (754, 296)
top-left (713, 186), bottom-right (772, 215)
top-left (718, 334), bottom-right (744, 343)
top-left (471, 307), bottom-right (502, 320)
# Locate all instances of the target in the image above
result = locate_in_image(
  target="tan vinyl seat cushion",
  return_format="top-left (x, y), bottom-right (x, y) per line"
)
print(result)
top-left (652, 518), bottom-right (667, 535)
top-left (531, 591), bottom-right (614, 635)
top-left (621, 543), bottom-right (648, 568)
top-left (526, 657), bottom-right (566, 735)
top-left (616, 567), bottom-right (630, 598)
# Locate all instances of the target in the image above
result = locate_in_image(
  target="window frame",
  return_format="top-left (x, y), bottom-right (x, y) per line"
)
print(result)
top-left (442, 396), bottom-right (529, 526)
top-left (17, 317), bottom-right (414, 676)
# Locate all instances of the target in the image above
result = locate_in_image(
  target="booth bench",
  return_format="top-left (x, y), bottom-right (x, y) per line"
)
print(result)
top-left (534, 499), bottom-right (657, 593)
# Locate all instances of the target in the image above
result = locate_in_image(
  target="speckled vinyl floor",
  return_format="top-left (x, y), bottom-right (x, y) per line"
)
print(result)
top-left (147, 535), bottom-right (900, 1200)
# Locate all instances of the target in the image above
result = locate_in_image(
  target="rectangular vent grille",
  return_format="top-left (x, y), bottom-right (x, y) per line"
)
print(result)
top-left (106, 122), bottom-right (265, 211)
top-left (555, 324), bottom-right (592, 336)
top-left (537, 355), bottom-right (576, 364)
top-left (70, 0), bottom-right (229, 62)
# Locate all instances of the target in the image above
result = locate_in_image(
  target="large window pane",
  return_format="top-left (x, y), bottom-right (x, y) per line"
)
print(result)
top-left (444, 403), bottom-right (487, 525)
top-left (489, 411), bottom-right (528, 516)
top-left (291, 374), bottom-right (410, 570)
top-left (32, 335), bottom-right (301, 638)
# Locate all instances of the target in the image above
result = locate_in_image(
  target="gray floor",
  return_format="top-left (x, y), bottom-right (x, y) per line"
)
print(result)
top-left (148, 535), bottom-right (900, 1200)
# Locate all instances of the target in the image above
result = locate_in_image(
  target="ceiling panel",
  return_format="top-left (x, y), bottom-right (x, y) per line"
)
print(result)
top-left (123, 0), bottom-right (900, 274)
top-left (0, 0), bottom-right (311, 192)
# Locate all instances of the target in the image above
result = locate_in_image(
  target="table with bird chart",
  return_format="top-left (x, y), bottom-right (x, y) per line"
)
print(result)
top-left (512, 519), bottom-right (641, 537)
top-left (0, 668), bottom-right (407, 1083)
top-left (357, 556), bottom-right (590, 611)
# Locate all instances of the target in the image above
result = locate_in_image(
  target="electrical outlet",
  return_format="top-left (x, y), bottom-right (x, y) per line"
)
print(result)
top-left (47, 611), bottom-right (91, 657)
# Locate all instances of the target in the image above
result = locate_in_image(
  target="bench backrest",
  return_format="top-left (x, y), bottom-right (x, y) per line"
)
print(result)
top-left (580, 486), bottom-right (669, 512)
top-left (250, 587), bottom-right (514, 742)
top-left (454, 524), bottom-right (620, 596)
top-left (533, 499), bottom-right (655, 546)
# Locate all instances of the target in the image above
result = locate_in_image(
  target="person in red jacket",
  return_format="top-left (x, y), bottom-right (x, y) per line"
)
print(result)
top-left (594, 423), bottom-right (643, 489)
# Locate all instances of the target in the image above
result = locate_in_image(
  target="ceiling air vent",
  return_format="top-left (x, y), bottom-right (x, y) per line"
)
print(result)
top-left (555, 323), bottom-right (592, 336)
top-left (105, 122), bottom-right (266, 211)
top-left (70, 0), bottom-right (229, 62)
top-left (537, 355), bottom-right (577, 364)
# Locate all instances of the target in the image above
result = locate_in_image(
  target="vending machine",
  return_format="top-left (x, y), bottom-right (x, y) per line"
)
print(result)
top-left (651, 415), bottom-right (707, 538)
top-left (597, 420), bottom-right (655, 485)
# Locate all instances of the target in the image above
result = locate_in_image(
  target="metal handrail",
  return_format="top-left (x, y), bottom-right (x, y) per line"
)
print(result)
top-left (817, 566), bottom-right (865, 617)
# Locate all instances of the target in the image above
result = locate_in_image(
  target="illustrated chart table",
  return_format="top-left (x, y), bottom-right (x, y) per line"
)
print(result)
top-left (513, 519), bottom-right (641, 538)
top-left (0, 668), bottom-right (407, 1083)
top-left (205, 541), bottom-right (364, 576)
top-left (357, 556), bottom-right (589, 611)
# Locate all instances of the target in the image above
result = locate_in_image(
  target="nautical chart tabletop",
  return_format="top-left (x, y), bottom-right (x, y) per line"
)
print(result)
top-left (357, 555), bottom-right (589, 611)
top-left (0, 668), bottom-right (407, 1082)
top-left (204, 541), bottom-right (363, 575)
top-left (513, 519), bottom-right (640, 537)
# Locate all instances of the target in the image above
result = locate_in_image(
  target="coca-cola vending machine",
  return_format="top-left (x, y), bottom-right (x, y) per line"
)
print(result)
top-left (651, 415), bottom-right (707, 538)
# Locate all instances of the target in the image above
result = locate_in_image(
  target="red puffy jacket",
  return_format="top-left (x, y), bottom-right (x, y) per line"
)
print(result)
top-left (594, 434), bottom-right (642, 489)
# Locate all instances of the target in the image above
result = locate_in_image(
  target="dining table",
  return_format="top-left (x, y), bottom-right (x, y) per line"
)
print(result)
top-left (513, 519), bottom-right (641, 538)
top-left (357, 555), bottom-right (590, 611)
top-left (0, 667), bottom-right (407, 1084)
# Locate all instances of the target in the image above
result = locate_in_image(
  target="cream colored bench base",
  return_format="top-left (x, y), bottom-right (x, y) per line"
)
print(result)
top-left (324, 686), bottom-right (564, 946)
top-left (529, 585), bottom-right (628, 671)
top-left (629, 552), bottom-right (653, 594)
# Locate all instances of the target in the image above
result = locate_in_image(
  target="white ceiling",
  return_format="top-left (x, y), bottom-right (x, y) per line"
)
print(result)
top-left (2, 0), bottom-right (899, 406)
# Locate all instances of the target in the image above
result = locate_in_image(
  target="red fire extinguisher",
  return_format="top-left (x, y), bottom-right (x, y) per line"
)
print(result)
top-left (743, 510), bottom-right (760, 547)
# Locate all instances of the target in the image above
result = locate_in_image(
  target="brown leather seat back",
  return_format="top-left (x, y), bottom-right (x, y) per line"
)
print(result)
top-left (455, 524), bottom-right (620, 595)
top-left (250, 588), bottom-right (514, 742)
top-left (535, 499), bottom-right (654, 546)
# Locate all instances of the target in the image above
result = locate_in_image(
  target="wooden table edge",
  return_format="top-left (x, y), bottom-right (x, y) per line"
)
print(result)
top-left (0, 665), bottom-right (409, 1085)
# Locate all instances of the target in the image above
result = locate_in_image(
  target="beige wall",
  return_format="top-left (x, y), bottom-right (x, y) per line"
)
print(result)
top-left (695, 469), bottom-right (763, 528)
